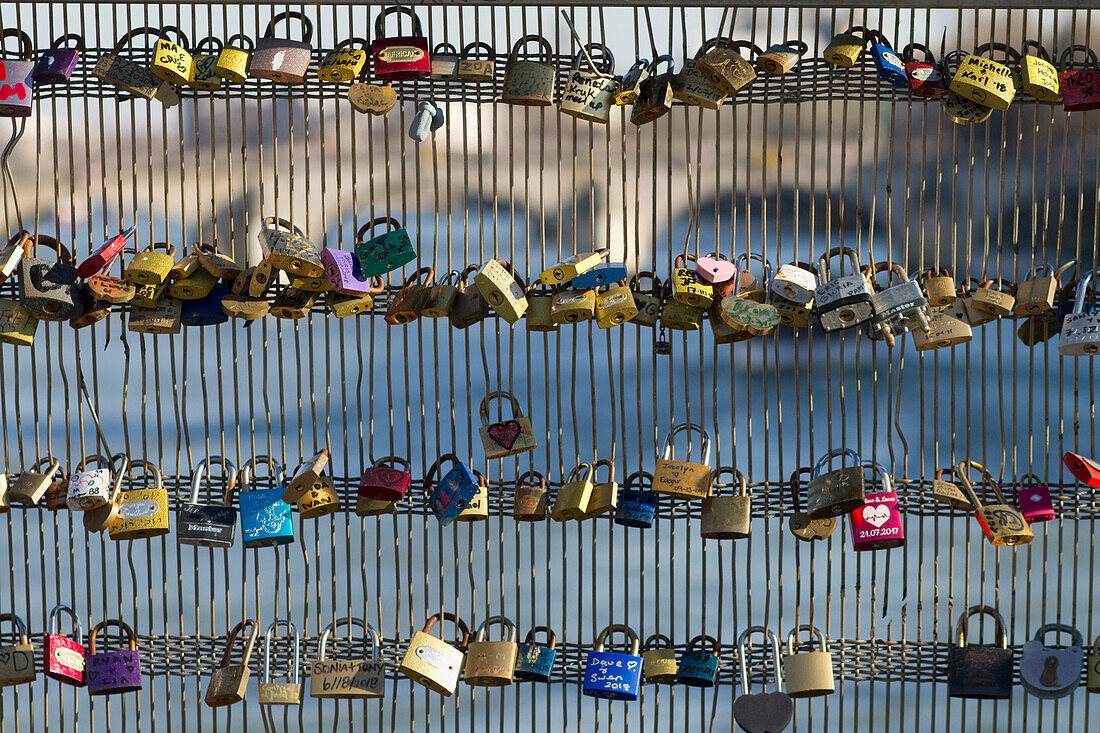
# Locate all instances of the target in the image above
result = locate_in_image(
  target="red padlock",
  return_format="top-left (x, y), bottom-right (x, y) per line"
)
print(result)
top-left (358, 456), bottom-right (412, 501)
top-left (44, 604), bottom-right (86, 686)
top-left (1058, 45), bottom-right (1100, 112)
top-left (1063, 451), bottom-right (1100, 487)
top-left (371, 6), bottom-right (430, 82)
top-left (902, 42), bottom-right (947, 98)
top-left (76, 226), bottom-right (136, 278)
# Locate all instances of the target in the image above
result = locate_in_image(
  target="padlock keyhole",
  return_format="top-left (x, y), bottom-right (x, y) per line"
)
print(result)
top-left (1040, 655), bottom-right (1059, 686)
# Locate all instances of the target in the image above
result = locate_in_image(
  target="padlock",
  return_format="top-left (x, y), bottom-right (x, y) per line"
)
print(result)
top-left (86, 620), bottom-right (141, 695)
top-left (0, 298), bottom-right (39, 345)
top-left (540, 249), bottom-right (607, 285)
top-left (595, 280), bottom-right (638, 328)
top-left (1013, 473), bottom-right (1053, 524)
top-left (584, 625), bottom-right (643, 700)
top-left (1063, 450), bottom-right (1100, 487)
top-left (151, 25), bottom-right (194, 86)
top-left (84, 276), bottom-right (134, 309)
top-left (425, 453), bottom-right (479, 525)
top-left (696, 38), bottom-right (759, 95)
top-left (81, 453), bottom-right (128, 534)
top-left (525, 283), bottom-right (558, 331)
top-left (478, 390), bottom-right (537, 458)
top-left (177, 456), bottom-right (238, 548)
top-left (866, 261), bottom-right (930, 346)
top-left (399, 613), bottom-right (470, 696)
top-left (806, 448), bottom-right (866, 519)
top-left (1013, 264), bottom-right (1057, 315)
top-left (92, 28), bottom-right (167, 100)
top-left (109, 459), bottom-right (170, 541)
top-left (221, 290), bottom-right (271, 321)
top-left (719, 255), bottom-right (781, 336)
top-left (454, 470), bottom-right (489, 522)
top-left (970, 278), bottom-right (1016, 316)
top-left (371, 5), bottom-right (430, 81)
top-left (930, 466), bottom-right (974, 509)
top-left (128, 297), bottom-right (183, 335)
top-left (957, 281), bottom-right (998, 327)
top-left (551, 286), bottom-right (597, 324)
top-left (615, 58), bottom-right (650, 104)
top-left (814, 247), bottom-right (875, 331)
top-left (501, 35), bottom-right (556, 106)
top-left (757, 40), bottom-right (808, 75)
top-left (0, 230), bottom-right (27, 283)
top-left (0, 30), bottom-right (35, 117)
top-left (922, 267), bottom-right (957, 306)
top-left (215, 33), bottom-right (253, 83)
top-left (194, 242), bottom-right (243, 280)
top-left (901, 43), bottom-right (947, 98)
top-left (1059, 268), bottom-right (1100, 355)
top-left (653, 423), bottom-right (713, 499)
top-left (1021, 624), bottom-right (1085, 699)
top-left (641, 633), bottom-right (677, 684)
top-left (848, 461), bottom-right (904, 551)
top-left (347, 63), bottom-right (398, 115)
top-left (311, 618), bottom-right (386, 699)
top-left (561, 44), bottom-right (617, 122)
top-left (359, 456), bottom-right (412, 502)
top-left (69, 299), bottom-right (113, 331)
top-left (284, 448), bottom-right (329, 502)
top-left (631, 55), bottom-right (676, 125)
top-left (912, 306), bottom-right (972, 350)
top-left (386, 266), bottom-right (434, 325)
top-left (205, 620), bottom-right (258, 707)
top-left (941, 89), bottom-right (994, 125)
top-left (700, 467), bottom-right (751, 540)
top-left (43, 471), bottom-right (70, 511)
top-left (732, 627), bottom-right (794, 733)
top-left (327, 284), bottom-right (378, 318)
top-left (552, 463), bottom-right (594, 521)
top-left (354, 217), bottom-right (416, 277)
top-left (251, 11), bottom-right (314, 83)
top-left (868, 31), bottom-right (907, 87)
top-left (7, 457), bottom-right (61, 506)
top-left (188, 37), bottom-right (223, 91)
top-left (1059, 45), bottom-right (1100, 111)
top-left (130, 277), bottom-right (167, 308)
top-left (949, 42), bottom-right (1019, 111)
top-left (947, 606), bottom-right (1013, 699)
top-left (1019, 40), bottom-right (1060, 101)
top-left (671, 58), bottom-right (728, 110)
top-left (671, 254), bottom-right (715, 308)
top-left (582, 459), bottom-right (619, 518)
top-left (259, 620), bottom-right (301, 705)
top-left (239, 455), bottom-right (294, 548)
top-left (954, 460), bottom-right (1034, 546)
top-left (512, 470), bottom-right (548, 521)
top-left (125, 242), bottom-right (176, 286)
top-left (298, 473), bottom-right (341, 520)
top-left (180, 285), bottom-right (230, 327)
top-left (770, 293), bottom-right (813, 330)
top-left (44, 605), bottom-right (85, 686)
top-left (169, 251), bottom-right (202, 280)
top-left (782, 626), bottom-right (834, 698)
top-left (455, 41), bottom-right (496, 83)
top-left (420, 270), bottom-right (461, 317)
top-left (771, 261), bottom-right (817, 304)
top-left (822, 26), bottom-right (871, 68)
top-left (66, 454), bottom-right (116, 511)
top-left (17, 234), bottom-right (83, 320)
top-left (319, 37), bottom-right (369, 83)
top-left (613, 471), bottom-right (658, 529)
top-left (475, 258), bottom-right (528, 323)
top-left (270, 287), bottom-right (319, 319)
top-left (464, 616), bottom-right (519, 687)
top-left (34, 33), bottom-right (84, 84)
top-left (168, 266), bottom-right (218, 300)
top-left (0, 614), bottom-right (35, 686)
top-left (355, 495), bottom-right (396, 518)
top-left (514, 627), bottom-right (556, 682)
top-left (431, 42), bottom-right (460, 78)
top-left (629, 272), bottom-right (663, 327)
top-left (677, 635), bottom-right (720, 687)
top-left (449, 265), bottom-right (493, 329)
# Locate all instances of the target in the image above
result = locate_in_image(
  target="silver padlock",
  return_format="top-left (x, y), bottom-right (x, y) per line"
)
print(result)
top-left (866, 261), bottom-right (930, 346)
top-left (782, 626), bottom-right (835, 698)
top-left (771, 261), bottom-right (817, 304)
top-left (814, 247), bottom-right (874, 332)
top-left (1059, 268), bottom-right (1100, 356)
top-left (1020, 624), bottom-right (1085, 699)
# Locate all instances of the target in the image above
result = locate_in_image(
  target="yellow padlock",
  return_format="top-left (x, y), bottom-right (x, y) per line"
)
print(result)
top-left (319, 37), bottom-right (369, 83)
top-left (189, 37), bottom-right (223, 91)
top-left (671, 254), bottom-right (714, 308)
top-left (151, 25), bottom-right (194, 86)
top-left (823, 26), bottom-right (871, 68)
top-left (474, 259), bottom-right (528, 323)
top-left (949, 42), bottom-right (1020, 111)
top-left (551, 463), bottom-right (593, 521)
top-left (215, 33), bottom-right (253, 82)
top-left (399, 614), bottom-right (471, 696)
top-left (1019, 40), bottom-right (1060, 102)
top-left (125, 243), bottom-right (176, 286)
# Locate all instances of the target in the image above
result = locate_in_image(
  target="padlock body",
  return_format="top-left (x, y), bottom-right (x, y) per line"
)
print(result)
top-left (949, 55), bottom-right (1016, 110)
top-left (87, 649), bottom-right (141, 695)
top-left (298, 475), bottom-right (341, 519)
top-left (359, 465), bottom-right (411, 502)
top-left (92, 54), bottom-right (163, 100)
top-left (1087, 652), bottom-right (1100, 693)
top-left (151, 38), bottom-right (193, 85)
top-left (631, 292), bottom-right (662, 327)
top-left (109, 487), bottom-right (170, 540)
top-left (1017, 484), bottom-right (1055, 523)
top-left (215, 47), bottom-right (251, 82)
top-left (815, 274), bottom-right (874, 331)
top-left (848, 491), bottom-right (904, 550)
top-left (181, 286), bottom-right (230, 327)
top-left (355, 230), bottom-right (415, 277)
top-left (906, 61), bottom-right (947, 98)
top-left (975, 504), bottom-right (1034, 546)
top-left (870, 281), bottom-right (930, 339)
top-left (259, 682), bottom-right (302, 705)
top-left (35, 49), bottom-right (81, 83)
top-left (930, 478), bottom-right (973, 509)
top-left (45, 634), bottom-right (85, 685)
top-left (502, 61), bottom-right (556, 106)
top-left (671, 267), bottom-right (714, 308)
top-left (205, 665), bottom-right (249, 707)
top-left (700, 495), bottom-right (751, 539)
top-left (514, 643), bottom-right (556, 681)
top-left (1020, 56), bottom-right (1061, 101)
top-left (551, 478), bottom-right (593, 521)
top-left (513, 483), bottom-right (548, 520)
top-left (823, 34), bottom-right (864, 67)
top-left (551, 289), bottom-right (596, 323)
top-left (1020, 640), bottom-right (1084, 699)
top-left (321, 248), bottom-right (374, 295)
top-left (399, 631), bottom-right (465, 696)
top-left (1060, 68), bottom-right (1100, 111)
top-left (870, 44), bottom-right (907, 86)
top-left (7, 471), bottom-right (52, 505)
top-left (561, 71), bottom-right (618, 122)
top-left (176, 503), bottom-right (237, 547)
top-left (319, 48), bottom-right (368, 83)
top-left (66, 468), bottom-right (112, 510)
top-left (782, 651), bottom-right (835, 698)
top-left (19, 256), bottom-right (84, 320)
top-left (912, 308), bottom-right (972, 351)
top-left (613, 490), bottom-right (658, 528)
top-left (671, 60), bottom-right (727, 110)
top-left (480, 415), bottom-right (537, 459)
top-left (0, 60), bottom-right (34, 117)
top-left (1063, 451), bottom-right (1100, 487)
top-left (595, 287), bottom-right (638, 328)
top-left (372, 36), bottom-right (430, 81)
top-left (806, 466), bottom-right (865, 519)
top-left (455, 483), bottom-right (488, 522)
top-left (240, 488), bottom-right (294, 547)
top-left (582, 481), bottom-right (619, 518)
top-left (1059, 312), bottom-right (1100, 356)
top-left (696, 46), bottom-right (756, 94)
top-left (428, 462), bottom-right (479, 525)
top-left (631, 73), bottom-right (674, 124)
top-left (251, 39), bottom-right (312, 83)
top-left (310, 659), bottom-right (386, 698)
top-left (464, 640), bottom-right (518, 686)
top-left (642, 648), bottom-right (678, 683)
top-left (583, 650), bottom-right (643, 700)
top-left (525, 295), bottom-right (557, 331)
top-left (660, 298), bottom-right (704, 330)
top-left (772, 264), bottom-right (817, 303)
top-left (0, 298), bottom-right (39, 344)
top-left (474, 260), bottom-right (527, 323)
top-left (572, 263), bottom-right (628, 289)
top-left (676, 651), bottom-right (718, 687)
top-left (652, 459), bottom-right (712, 500)
top-left (189, 53), bottom-right (222, 90)
top-left (948, 645), bottom-right (1013, 699)
top-left (0, 643), bottom-right (35, 686)
top-left (129, 298), bottom-right (183, 335)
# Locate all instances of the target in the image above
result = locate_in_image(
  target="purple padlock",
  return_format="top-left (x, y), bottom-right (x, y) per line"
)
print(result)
top-left (321, 247), bottom-right (376, 295)
top-left (848, 462), bottom-right (904, 551)
top-left (1016, 473), bottom-right (1055, 523)
top-left (86, 620), bottom-right (142, 695)
top-left (34, 34), bottom-right (84, 84)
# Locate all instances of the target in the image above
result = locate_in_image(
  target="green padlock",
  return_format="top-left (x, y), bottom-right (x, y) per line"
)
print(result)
top-left (353, 217), bottom-right (415, 278)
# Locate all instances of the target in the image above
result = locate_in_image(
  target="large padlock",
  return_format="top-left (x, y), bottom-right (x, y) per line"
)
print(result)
top-left (399, 613), bottom-right (470, 696)
top-left (552, 462), bottom-right (594, 521)
top-left (66, 454), bottom-right (118, 511)
top-left (970, 278), bottom-right (1016, 317)
top-left (1063, 450), bottom-right (1100, 488)
top-left (0, 298), bottom-right (39, 345)
top-left (641, 633), bottom-right (677, 684)
top-left (672, 58), bottom-right (728, 110)
top-left (513, 470), bottom-right (548, 521)
top-left (502, 35), bottom-right (556, 106)
top-left (695, 38), bottom-right (758, 95)
top-left (474, 258), bottom-right (528, 323)
top-left (1013, 263), bottom-right (1057, 315)
top-left (269, 287), bottom-right (319, 319)
top-left (771, 260), bottom-right (817, 304)
top-left (700, 467), bottom-right (751, 540)
top-left (677, 635), bottom-right (720, 687)
top-left (653, 423), bottom-right (713, 499)
top-left (757, 39), bottom-right (808, 75)
top-left (732, 628), bottom-right (794, 733)
top-left (954, 460), bottom-right (1034, 546)
top-left (449, 265), bottom-right (492, 329)
top-left (86, 620), bottom-right (141, 695)
top-left (188, 37), bottom-right (223, 91)
top-left (551, 286), bottom-right (596, 324)
top-left (319, 37), bottom-right (368, 83)
top-left (425, 453), bottom-right (479, 525)
top-left (34, 33), bottom-right (84, 84)
top-left (1016, 472), bottom-right (1054, 523)
top-left (868, 31), bottom-right (907, 86)
top-left (7, 457), bottom-right (62, 506)
top-left (0, 614), bottom-right (35, 686)
top-left (239, 456), bottom-right (294, 548)
top-left (584, 625), bottom-right (643, 700)
top-left (215, 33), bottom-right (253, 83)
top-left (595, 280), bottom-right (638, 328)
top-left (92, 27), bottom-right (168, 100)
top-left (913, 305), bottom-right (973, 350)
top-left (251, 11), bottom-right (314, 83)
top-left (205, 620), bottom-right (258, 707)
top-left (582, 459), bottom-right (619, 518)
top-left (359, 456), bottom-right (412, 502)
top-left (354, 217), bottom-right (416, 277)
top-left (958, 284), bottom-right (999, 328)
top-left (150, 25), bottom-right (193, 86)
top-left (479, 390), bottom-right (537, 458)
top-left (82, 453), bottom-right (129, 534)
top-left (922, 267), bottom-right (957, 306)
top-left (1019, 40), bottom-right (1060, 101)
top-left (615, 58), bottom-right (650, 105)
top-left (386, 266), bottom-right (435, 324)
top-left (949, 42), bottom-right (1020, 111)
top-left (372, 6), bottom-right (430, 81)
top-left (311, 618), bottom-right (386, 699)
top-left (866, 261), bottom-right (930, 346)
top-left (948, 606), bottom-right (1013, 699)
top-left (0, 30), bottom-right (35, 117)
top-left (630, 55), bottom-right (675, 125)
top-left (296, 472), bottom-right (341, 521)
top-left (1059, 45), bottom-right (1100, 111)
top-left (1059, 268), bottom-right (1100, 355)
top-left (259, 620), bottom-right (302, 705)
top-left (629, 271), bottom-right (663, 327)
top-left (464, 616), bottom-right (519, 686)
top-left (1021, 624), bottom-right (1085, 699)
top-left (44, 604), bottom-right (85, 686)
top-left (177, 456), bottom-right (238, 548)
top-left (901, 43), bottom-right (947, 98)
top-left (539, 249), bottom-right (607, 285)
top-left (848, 461), bottom-right (904, 551)
top-left (109, 459), bottom-right (170, 541)
top-left (806, 448), bottom-right (866, 519)
top-left (128, 297), bottom-right (183, 335)
top-left (672, 254), bottom-right (715, 308)
top-left (560, 44), bottom-right (617, 123)
top-left (822, 26), bottom-right (871, 68)
top-left (782, 626), bottom-right (834, 698)
top-left (125, 242), bottom-right (176, 286)
top-left (514, 627), bottom-right (556, 682)
top-left (0, 230), bottom-right (27, 283)
top-left (814, 247), bottom-right (874, 331)
top-left (613, 470), bottom-right (658, 529)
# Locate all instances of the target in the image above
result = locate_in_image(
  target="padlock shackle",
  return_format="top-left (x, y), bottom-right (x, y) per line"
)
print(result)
top-left (0, 29), bottom-right (33, 61)
top-left (515, 470), bottom-right (546, 492)
top-left (188, 456), bottom-right (239, 506)
top-left (225, 33), bottom-right (254, 52)
top-left (331, 37), bottom-right (370, 53)
top-left (369, 455), bottom-right (411, 475)
top-left (785, 625), bottom-right (827, 655)
top-left (47, 604), bottom-right (83, 644)
top-left (736, 626), bottom-right (783, 695)
top-left (107, 452), bottom-right (131, 501)
top-left (901, 42), bottom-right (936, 64)
top-left (28, 456), bottom-right (61, 476)
top-left (659, 423), bottom-right (712, 465)
top-left (817, 247), bottom-right (862, 279)
top-left (592, 459), bottom-right (616, 484)
top-left (422, 612), bottom-right (470, 650)
top-left (109, 27), bottom-right (163, 55)
top-left (0, 613), bottom-right (30, 644)
top-left (433, 42), bottom-right (458, 55)
top-left (955, 605), bottom-right (1008, 649)
top-left (1072, 269), bottom-right (1098, 314)
top-left (572, 42), bottom-right (614, 76)
top-left (240, 455), bottom-right (287, 492)
top-left (623, 470), bottom-right (653, 493)
top-left (193, 36), bottom-right (222, 54)
top-left (263, 619), bottom-right (300, 684)
top-left (262, 216), bottom-right (306, 240)
top-left (88, 619), bottom-right (137, 655)
top-left (711, 467), bottom-right (749, 497)
top-left (144, 242), bottom-right (177, 257)
top-left (734, 253), bottom-right (772, 291)
top-left (319, 617), bottom-right (380, 661)
top-left (811, 448), bottom-right (862, 478)
top-left (974, 42), bottom-right (1021, 64)
top-left (478, 390), bottom-right (524, 426)
top-left (594, 624), bottom-right (640, 655)
top-left (729, 40), bottom-right (764, 59)
top-left (629, 271), bottom-right (662, 295)
top-left (74, 453), bottom-right (111, 472)
top-left (23, 233), bottom-right (73, 263)
top-left (860, 460), bottom-right (892, 493)
top-left (219, 619), bottom-right (259, 669)
top-left (565, 462), bottom-right (594, 484)
top-left (424, 453), bottom-right (464, 491)
top-left (508, 34), bottom-right (553, 65)
top-left (687, 634), bottom-right (719, 655)
top-left (1021, 40), bottom-right (1052, 62)
top-left (126, 459), bottom-right (164, 491)
top-left (1059, 44), bottom-right (1100, 70)
top-left (50, 33), bottom-right (85, 52)
top-left (524, 625), bottom-right (556, 648)
top-left (157, 25), bottom-right (190, 51)
top-left (474, 615), bottom-right (517, 643)
top-left (788, 466), bottom-right (813, 512)
top-left (1033, 623), bottom-right (1083, 648)
top-left (954, 460), bottom-right (1006, 505)
top-left (674, 253), bottom-right (697, 269)
top-left (643, 633), bottom-right (674, 651)
top-left (264, 10), bottom-right (314, 44)
top-left (375, 5), bottom-right (424, 38)
top-left (868, 261), bottom-right (909, 290)
top-left (357, 217), bottom-right (404, 243)
top-left (649, 54), bottom-right (675, 74)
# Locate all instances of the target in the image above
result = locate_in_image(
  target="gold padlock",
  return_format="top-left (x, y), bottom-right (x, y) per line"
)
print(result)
top-left (194, 242), bottom-right (243, 280)
top-left (463, 616), bottom-right (518, 687)
top-left (923, 267), bottom-right (958, 306)
top-left (642, 634), bottom-right (678, 684)
top-left (259, 620), bottom-right (302, 705)
top-left (169, 267), bottom-right (218, 300)
top-left (551, 287), bottom-right (596, 324)
top-left (653, 423), bottom-right (712, 499)
top-left (7, 458), bottom-right (62, 506)
top-left (911, 306), bottom-right (972, 350)
top-left (399, 614), bottom-right (470, 696)
top-left (215, 33), bottom-right (253, 83)
top-left (970, 278), bottom-right (1016, 317)
top-left (128, 297), bottom-right (183, 335)
top-left (151, 25), bottom-right (194, 86)
top-left (823, 26), bottom-right (871, 68)
top-left (660, 293), bottom-right (704, 331)
top-left (694, 38), bottom-right (759, 95)
top-left (474, 259), bottom-right (527, 323)
top-left (318, 37), bottom-right (369, 83)
top-left (582, 459), bottom-right (619, 518)
top-left (205, 620), bottom-right (258, 707)
top-left (525, 284), bottom-right (558, 331)
top-left (310, 618), bottom-right (386, 699)
top-left (0, 231), bottom-right (28, 284)
top-left (1019, 40), bottom-right (1060, 101)
top-left (189, 37), bottom-right (224, 91)
top-left (539, 249), bottom-right (607, 285)
top-left (671, 254), bottom-right (714, 308)
top-left (671, 59), bottom-right (728, 110)
top-left (552, 462), bottom-right (594, 521)
top-left (284, 449), bottom-right (330, 503)
top-left (710, 302), bottom-right (751, 343)
top-left (421, 270), bottom-right (462, 318)
top-left (297, 474), bottom-right (340, 519)
top-left (222, 292), bottom-right (271, 321)
top-left (259, 217), bottom-right (324, 278)
top-left (513, 470), bottom-right (548, 521)
top-left (700, 467), bottom-right (751, 539)
top-left (386, 267), bottom-right (434, 325)
top-left (1013, 264), bottom-right (1058, 315)
top-left (757, 39), bottom-right (808, 75)
top-left (269, 287), bottom-right (318, 319)
top-left (595, 280), bottom-right (638, 328)
top-left (787, 467), bottom-right (838, 542)
top-left (949, 43), bottom-right (1020, 111)
top-left (456, 471), bottom-right (489, 522)
top-left (131, 281), bottom-right (167, 309)
top-left (954, 460), bottom-right (1034, 546)
top-left (125, 243), bottom-right (176, 285)
top-left (109, 459), bottom-right (170, 540)
top-left (930, 466), bottom-right (974, 509)
top-left (457, 42), bottom-right (497, 83)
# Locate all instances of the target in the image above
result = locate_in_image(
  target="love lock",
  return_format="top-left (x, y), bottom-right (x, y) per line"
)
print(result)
top-left (733, 627), bottom-right (793, 733)
top-left (1020, 624), bottom-right (1085, 699)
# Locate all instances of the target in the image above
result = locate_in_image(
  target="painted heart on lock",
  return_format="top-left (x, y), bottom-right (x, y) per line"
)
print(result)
top-left (487, 420), bottom-right (521, 449)
top-left (372, 467), bottom-right (403, 487)
top-left (733, 692), bottom-right (794, 733)
top-left (862, 503), bottom-right (891, 528)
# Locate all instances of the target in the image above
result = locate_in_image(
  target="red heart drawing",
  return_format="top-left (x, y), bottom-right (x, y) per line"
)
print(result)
top-left (487, 420), bottom-right (522, 450)
top-left (372, 467), bottom-right (402, 487)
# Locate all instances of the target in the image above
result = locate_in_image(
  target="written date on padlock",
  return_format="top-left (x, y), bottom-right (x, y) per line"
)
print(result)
top-left (313, 661), bottom-right (384, 691)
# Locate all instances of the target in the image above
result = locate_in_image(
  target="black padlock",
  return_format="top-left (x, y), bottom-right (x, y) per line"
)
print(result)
top-left (630, 55), bottom-right (675, 125)
top-left (947, 605), bottom-right (1014, 700)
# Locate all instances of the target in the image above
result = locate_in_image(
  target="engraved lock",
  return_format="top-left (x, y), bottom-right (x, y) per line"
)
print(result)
top-left (501, 34), bottom-right (556, 106)
top-left (653, 423), bottom-right (713, 499)
top-left (582, 459), bottom-right (619, 518)
top-left (782, 626), bottom-right (834, 698)
top-left (629, 271), bottom-right (663, 327)
top-left (806, 448), bottom-right (866, 519)
top-left (189, 37), bottom-right (224, 91)
top-left (848, 461), bottom-right (904, 551)
top-left (700, 467), bottom-right (751, 540)
top-left (353, 217), bottom-right (415, 277)
top-left (957, 279), bottom-right (998, 327)
top-left (347, 60), bottom-right (398, 115)
top-left (0, 614), bottom-right (36, 686)
top-left (66, 454), bottom-right (116, 511)
top-left (552, 462), bottom-right (594, 521)
top-left (128, 296), bottom-right (183, 335)
top-left (1058, 45), bottom-right (1100, 112)
top-left (930, 466), bottom-right (974, 509)
top-left (757, 39), bottom-right (808, 75)
top-left (372, 6), bottom-right (430, 82)
top-left (151, 25), bottom-right (194, 86)
top-left (677, 635), bottom-right (720, 687)
top-left (771, 260), bottom-right (817, 304)
top-left (672, 254), bottom-right (715, 308)
top-left (86, 619), bottom-right (141, 695)
top-left (868, 31), bottom-right (907, 86)
top-left (823, 25), bottom-right (871, 68)
top-left (539, 249), bottom-right (607, 285)
top-left (949, 42), bottom-right (1020, 111)
top-left (425, 453), bottom-right (479, 525)
top-left (948, 606), bottom-right (1013, 699)
top-left (297, 470), bottom-right (341, 521)
top-left (583, 625), bottom-right (643, 700)
top-left (44, 604), bottom-right (85, 686)
top-left (204, 620), bottom-right (258, 707)
top-left (971, 278), bottom-right (1016, 317)
top-left (814, 247), bottom-right (875, 331)
top-left (449, 265), bottom-right (492, 329)
top-left (86, 272), bottom-right (136, 305)
top-left (696, 38), bottom-right (759, 95)
top-left (194, 242), bottom-right (242, 280)
top-left (251, 11), bottom-right (314, 83)
top-left (514, 627), bottom-right (557, 682)
top-left (1019, 40), bottom-right (1060, 102)
top-left (259, 620), bottom-right (301, 705)
top-left (613, 470), bottom-right (659, 529)
top-left (464, 616), bottom-right (519, 687)
top-left (431, 42), bottom-right (460, 78)
top-left (474, 259), bottom-right (528, 323)
top-left (901, 43), bottom-right (947, 98)
top-left (421, 270), bottom-right (462, 318)
top-left (788, 466), bottom-right (838, 541)
top-left (215, 33), bottom-right (253, 83)
top-left (1020, 624), bottom-right (1085, 699)
top-left (0, 298), bottom-right (40, 345)
top-left (109, 459), bottom-right (170, 541)
top-left (1016, 472), bottom-right (1055, 523)
top-left (525, 283), bottom-right (558, 331)
top-left (1063, 450), bottom-right (1100, 488)
top-left (631, 55), bottom-right (676, 125)
top-left (92, 27), bottom-right (169, 100)
top-left (386, 267), bottom-right (435, 325)
top-left (942, 89), bottom-right (994, 125)
top-left (595, 280), bottom-right (638, 328)
top-left (660, 284), bottom-right (705, 331)
top-left (34, 33), bottom-right (85, 84)
top-left (551, 285), bottom-right (597, 324)
top-left (259, 217), bottom-right (324, 277)
top-left (672, 58), bottom-right (728, 110)
top-left (720, 254), bottom-right (781, 336)
top-left (615, 58), bottom-right (650, 105)
top-left (125, 243), bottom-right (176, 286)
top-left (479, 390), bottom-right (537, 459)
top-left (221, 287), bottom-right (272, 322)
top-left (319, 37), bottom-right (369, 83)
top-left (1014, 263), bottom-right (1057, 315)
top-left (311, 618), bottom-right (386, 699)
top-left (7, 457), bottom-right (62, 506)
top-left (641, 633), bottom-right (677, 684)
top-left (18, 234), bottom-right (84, 320)
top-left (358, 456), bottom-right (412, 503)
top-left (513, 470), bottom-right (549, 521)
top-left (239, 456), bottom-right (294, 548)
top-left (1059, 268), bottom-right (1100, 356)
top-left (560, 43), bottom-right (618, 123)
top-left (866, 261), bottom-right (930, 346)
top-left (922, 267), bottom-right (957, 306)
top-left (177, 456), bottom-right (238, 548)
top-left (732, 627), bottom-right (794, 733)
top-left (399, 613), bottom-right (470, 696)
top-left (954, 460), bottom-right (1034, 546)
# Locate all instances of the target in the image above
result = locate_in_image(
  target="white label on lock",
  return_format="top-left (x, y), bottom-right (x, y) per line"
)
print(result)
top-left (53, 647), bottom-right (85, 669)
top-left (415, 645), bottom-right (455, 671)
top-left (118, 500), bottom-right (159, 519)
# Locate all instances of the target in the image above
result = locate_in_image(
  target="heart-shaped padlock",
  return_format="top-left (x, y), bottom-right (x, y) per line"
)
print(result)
top-left (733, 627), bottom-right (793, 733)
top-left (695, 252), bottom-right (737, 284)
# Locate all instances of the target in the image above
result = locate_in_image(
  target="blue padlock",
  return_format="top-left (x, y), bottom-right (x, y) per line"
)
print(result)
top-left (239, 455), bottom-right (294, 548)
top-left (613, 470), bottom-right (658, 528)
top-left (571, 262), bottom-right (628, 289)
top-left (513, 626), bottom-right (557, 682)
top-left (426, 453), bottom-right (479, 525)
top-left (676, 634), bottom-right (720, 687)
top-left (582, 625), bottom-right (643, 701)
top-left (181, 284), bottom-right (229, 326)
top-left (869, 32), bottom-right (907, 87)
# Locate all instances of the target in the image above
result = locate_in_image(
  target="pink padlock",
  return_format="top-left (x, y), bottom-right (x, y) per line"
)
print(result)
top-left (321, 247), bottom-right (376, 295)
top-left (694, 252), bottom-right (737, 285)
top-left (1015, 473), bottom-right (1054, 523)
top-left (848, 462), bottom-right (904, 551)
top-left (1063, 450), bottom-right (1100, 488)
top-left (1058, 45), bottom-right (1100, 112)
